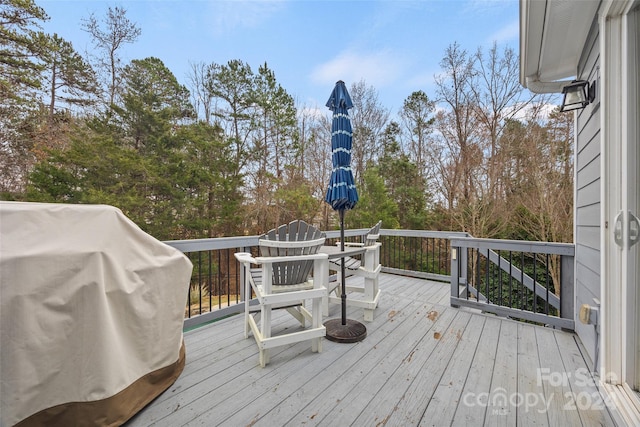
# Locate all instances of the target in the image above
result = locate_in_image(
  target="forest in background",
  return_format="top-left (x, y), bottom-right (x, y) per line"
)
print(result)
top-left (1, 1), bottom-right (574, 244)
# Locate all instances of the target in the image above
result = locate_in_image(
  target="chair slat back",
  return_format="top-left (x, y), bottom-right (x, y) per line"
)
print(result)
top-left (259, 220), bottom-right (325, 286)
top-left (364, 220), bottom-right (382, 246)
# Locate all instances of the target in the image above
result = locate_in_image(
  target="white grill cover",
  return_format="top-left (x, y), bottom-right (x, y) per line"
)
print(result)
top-left (0, 202), bottom-right (192, 426)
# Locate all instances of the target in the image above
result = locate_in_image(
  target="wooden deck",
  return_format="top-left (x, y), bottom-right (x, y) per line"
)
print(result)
top-left (126, 273), bottom-right (616, 427)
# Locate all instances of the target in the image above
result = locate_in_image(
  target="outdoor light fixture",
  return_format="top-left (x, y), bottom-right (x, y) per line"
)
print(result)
top-left (560, 80), bottom-right (596, 112)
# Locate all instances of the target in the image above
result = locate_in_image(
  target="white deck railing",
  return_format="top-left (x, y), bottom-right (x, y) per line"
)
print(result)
top-left (164, 230), bottom-right (575, 331)
top-left (450, 237), bottom-right (575, 330)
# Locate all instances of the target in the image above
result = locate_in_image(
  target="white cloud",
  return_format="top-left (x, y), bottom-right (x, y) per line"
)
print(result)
top-left (464, 0), bottom-right (512, 14)
top-left (404, 68), bottom-right (440, 92)
top-left (486, 19), bottom-right (520, 44)
top-left (509, 101), bottom-right (559, 121)
top-left (297, 105), bottom-right (325, 120)
top-left (310, 49), bottom-right (404, 89)
top-left (205, 0), bottom-right (285, 36)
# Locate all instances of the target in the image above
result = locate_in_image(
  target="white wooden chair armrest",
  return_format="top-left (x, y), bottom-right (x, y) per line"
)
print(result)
top-left (254, 253), bottom-right (328, 265)
top-left (362, 242), bottom-right (382, 250)
top-left (335, 241), bottom-right (365, 247)
top-left (234, 252), bottom-right (256, 264)
top-left (235, 252), bottom-right (329, 266)
top-left (344, 242), bottom-right (365, 247)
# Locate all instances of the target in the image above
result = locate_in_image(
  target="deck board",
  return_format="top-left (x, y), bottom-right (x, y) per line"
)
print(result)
top-left (327, 305), bottom-right (456, 426)
top-left (555, 331), bottom-right (615, 426)
top-left (419, 312), bottom-right (486, 426)
top-left (283, 300), bottom-right (437, 426)
top-left (125, 273), bottom-right (616, 427)
top-left (536, 328), bottom-right (584, 427)
top-left (517, 323), bottom-right (548, 426)
top-left (224, 292), bottom-right (426, 426)
top-left (451, 316), bottom-right (502, 425)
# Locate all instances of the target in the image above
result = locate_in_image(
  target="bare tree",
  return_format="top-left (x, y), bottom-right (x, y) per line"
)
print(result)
top-left (431, 42), bottom-right (523, 237)
top-left (504, 105), bottom-right (573, 292)
top-left (348, 79), bottom-right (390, 184)
top-left (82, 6), bottom-right (141, 108)
top-left (433, 42), bottom-right (480, 204)
top-left (296, 104), bottom-right (333, 228)
top-left (427, 110), bottom-right (463, 212)
top-left (187, 61), bottom-right (213, 123)
top-left (471, 42), bottom-right (535, 199)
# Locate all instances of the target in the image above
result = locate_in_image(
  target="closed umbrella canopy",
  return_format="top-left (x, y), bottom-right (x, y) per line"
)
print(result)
top-left (325, 80), bottom-right (358, 211)
top-left (323, 81), bottom-right (366, 343)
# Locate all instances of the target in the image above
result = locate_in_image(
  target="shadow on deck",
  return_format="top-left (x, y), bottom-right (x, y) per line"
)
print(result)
top-left (126, 273), bottom-right (615, 426)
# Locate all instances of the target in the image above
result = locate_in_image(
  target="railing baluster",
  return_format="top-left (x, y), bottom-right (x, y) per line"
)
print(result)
top-left (208, 250), bottom-right (213, 310)
top-left (484, 249), bottom-right (488, 303)
top-left (475, 248), bottom-right (480, 301)
top-left (509, 251), bottom-right (513, 307)
top-left (198, 251), bottom-right (203, 315)
top-left (545, 253), bottom-right (550, 315)
top-left (225, 248), bottom-right (231, 305)
top-left (187, 252), bottom-right (192, 318)
top-left (533, 252), bottom-right (537, 313)
top-left (520, 252), bottom-right (525, 311)
top-left (498, 250), bottom-right (503, 306)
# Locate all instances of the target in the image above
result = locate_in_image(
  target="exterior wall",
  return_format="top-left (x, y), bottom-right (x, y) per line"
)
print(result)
top-left (574, 22), bottom-right (601, 365)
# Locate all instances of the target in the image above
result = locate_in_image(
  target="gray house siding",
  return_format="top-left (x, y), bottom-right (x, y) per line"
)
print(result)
top-left (574, 20), bottom-right (601, 365)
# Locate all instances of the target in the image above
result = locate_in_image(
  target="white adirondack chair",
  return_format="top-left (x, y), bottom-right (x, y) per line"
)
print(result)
top-left (325, 221), bottom-right (382, 322)
top-left (234, 220), bottom-right (328, 367)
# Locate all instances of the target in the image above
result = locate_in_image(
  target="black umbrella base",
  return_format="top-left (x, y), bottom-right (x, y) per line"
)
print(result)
top-left (324, 318), bottom-right (367, 343)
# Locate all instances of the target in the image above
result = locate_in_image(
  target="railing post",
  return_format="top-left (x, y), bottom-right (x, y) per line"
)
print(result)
top-left (450, 242), bottom-right (460, 307)
top-left (460, 244), bottom-right (468, 286)
top-left (239, 246), bottom-right (248, 302)
top-left (560, 254), bottom-right (575, 325)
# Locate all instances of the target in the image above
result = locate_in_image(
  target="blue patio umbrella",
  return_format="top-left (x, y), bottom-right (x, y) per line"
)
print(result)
top-left (325, 80), bottom-right (358, 211)
top-left (324, 81), bottom-right (366, 343)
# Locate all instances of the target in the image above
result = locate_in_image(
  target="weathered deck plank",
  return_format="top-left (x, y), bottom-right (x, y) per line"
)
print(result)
top-left (328, 306), bottom-right (460, 426)
top-left (205, 289), bottom-right (428, 425)
top-left (450, 315), bottom-right (502, 425)
top-left (418, 312), bottom-right (486, 426)
top-left (377, 309), bottom-right (472, 426)
top-left (536, 327), bottom-right (584, 427)
top-left (554, 331), bottom-right (616, 426)
top-left (516, 322), bottom-right (548, 426)
top-left (125, 273), bottom-right (615, 427)
top-left (281, 300), bottom-right (442, 426)
top-left (486, 319), bottom-right (519, 426)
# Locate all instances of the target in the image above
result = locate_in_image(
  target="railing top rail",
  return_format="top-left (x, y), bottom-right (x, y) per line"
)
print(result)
top-left (165, 230), bottom-right (572, 256)
top-left (164, 235), bottom-right (258, 252)
top-left (324, 228), bottom-right (372, 239)
top-left (379, 229), bottom-right (470, 239)
top-left (165, 229), bottom-right (472, 253)
top-left (450, 237), bottom-right (575, 256)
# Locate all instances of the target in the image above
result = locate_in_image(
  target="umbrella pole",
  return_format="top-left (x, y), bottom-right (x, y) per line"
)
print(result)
top-left (340, 209), bottom-right (347, 325)
top-left (323, 209), bottom-right (367, 343)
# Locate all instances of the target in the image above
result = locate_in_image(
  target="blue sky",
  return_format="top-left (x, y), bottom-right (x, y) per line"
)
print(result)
top-left (39, 0), bottom-right (520, 115)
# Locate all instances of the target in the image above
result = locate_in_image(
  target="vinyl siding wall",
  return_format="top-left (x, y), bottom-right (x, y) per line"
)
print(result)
top-left (574, 19), bottom-right (601, 365)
